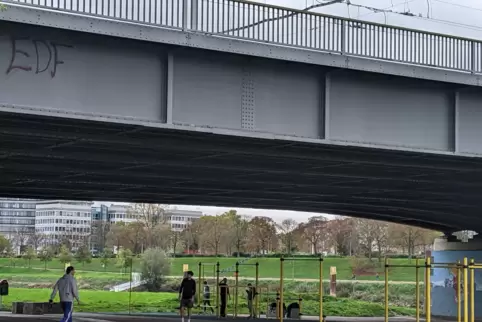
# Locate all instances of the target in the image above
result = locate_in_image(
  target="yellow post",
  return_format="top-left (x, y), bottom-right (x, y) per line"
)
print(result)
top-left (235, 262), bottom-right (239, 318)
top-left (426, 256), bottom-right (431, 322)
top-left (255, 262), bottom-right (259, 318)
top-left (216, 262), bottom-right (220, 318)
top-left (416, 258), bottom-right (420, 322)
top-left (464, 257), bottom-right (468, 322)
top-left (384, 257), bottom-right (389, 322)
top-left (280, 256), bottom-right (284, 322)
top-left (198, 262), bottom-right (202, 306)
top-left (470, 259), bottom-right (475, 322)
top-left (319, 257), bottom-right (323, 322)
top-left (458, 260), bottom-right (461, 322)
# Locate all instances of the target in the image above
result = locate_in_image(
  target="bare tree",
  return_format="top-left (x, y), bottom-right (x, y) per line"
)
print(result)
top-left (127, 204), bottom-right (169, 249)
top-left (246, 217), bottom-right (278, 254)
top-left (29, 232), bottom-right (45, 251)
top-left (278, 219), bottom-right (298, 254)
top-left (301, 216), bottom-right (328, 254)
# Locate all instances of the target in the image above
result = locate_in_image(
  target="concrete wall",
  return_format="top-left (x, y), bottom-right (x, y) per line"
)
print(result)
top-left (431, 237), bottom-right (482, 318)
top-left (3, 21), bottom-right (482, 154)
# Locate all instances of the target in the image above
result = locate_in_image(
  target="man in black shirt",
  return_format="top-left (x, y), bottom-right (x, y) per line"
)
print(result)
top-left (219, 278), bottom-right (230, 317)
top-left (179, 271), bottom-right (196, 322)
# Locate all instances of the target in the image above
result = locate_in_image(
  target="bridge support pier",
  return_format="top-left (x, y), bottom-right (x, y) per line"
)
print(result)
top-left (431, 236), bottom-right (482, 318)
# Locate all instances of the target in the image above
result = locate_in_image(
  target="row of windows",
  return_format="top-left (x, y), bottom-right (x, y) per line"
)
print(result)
top-left (0, 227), bottom-right (34, 233)
top-left (0, 203), bottom-right (36, 209)
top-left (110, 213), bottom-right (139, 219)
top-left (171, 223), bottom-right (187, 229)
top-left (36, 219), bottom-right (90, 225)
top-left (36, 226), bottom-right (91, 233)
top-left (168, 216), bottom-right (198, 222)
top-left (0, 211), bottom-right (35, 217)
top-left (36, 211), bottom-right (91, 217)
top-left (0, 219), bottom-right (35, 225)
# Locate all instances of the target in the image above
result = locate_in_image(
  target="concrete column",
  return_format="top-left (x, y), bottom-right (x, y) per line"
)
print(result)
top-left (431, 236), bottom-right (482, 318)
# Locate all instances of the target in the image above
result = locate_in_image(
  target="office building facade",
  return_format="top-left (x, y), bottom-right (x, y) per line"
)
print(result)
top-left (35, 200), bottom-right (93, 250)
top-left (0, 198), bottom-right (37, 253)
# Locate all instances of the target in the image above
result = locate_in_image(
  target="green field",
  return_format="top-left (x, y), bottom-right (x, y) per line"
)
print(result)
top-left (0, 256), bottom-right (423, 317)
top-left (0, 257), bottom-right (422, 281)
top-left (0, 267), bottom-right (128, 290)
top-left (1, 288), bottom-right (415, 317)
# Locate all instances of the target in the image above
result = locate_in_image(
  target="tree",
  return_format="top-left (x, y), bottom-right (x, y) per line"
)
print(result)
top-left (171, 231), bottom-right (181, 254)
top-left (300, 216), bottom-right (328, 254)
top-left (278, 219), bottom-right (298, 254)
top-left (225, 210), bottom-right (249, 255)
top-left (100, 249), bottom-right (113, 271)
top-left (106, 222), bottom-right (128, 252)
top-left (0, 235), bottom-right (11, 256)
top-left (388, 224), bottom-right (437, 258)
top-left (29, 233), bottom-right (45, 252)
top-left (181, 224), bottom-right (199, 254)
top-left (22, 246), bottom-right (36, 268)
top-left (38, 247), bottom-right (54, 270)
top-left (116, 248), bottom-right (133, 274)
top-left (91, 221), bottom-right (111, 252)
top-left (140, 248), bottom-right (171, 291)
top-left (14, 227), bottom-right (31, 254)
top-left (75, 245), bottom-right (92, 266)
top-left (58, 245), bottom-right (73, 265)
top-left (325, 217), bottom-right (353, 255)
top-left (246, 217), bottom-right (278, 254)
top-left (127, 203), bottom-right (169, 249)
top-left (196, 215), bottom-right (228, 255)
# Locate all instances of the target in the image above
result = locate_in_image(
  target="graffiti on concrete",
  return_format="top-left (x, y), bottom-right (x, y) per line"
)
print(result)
top-left (6, 36), bottom-right (73, 78)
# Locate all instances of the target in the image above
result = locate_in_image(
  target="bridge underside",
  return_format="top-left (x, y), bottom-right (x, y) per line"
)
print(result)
top-left (1, 111), bottom-right (481, 233)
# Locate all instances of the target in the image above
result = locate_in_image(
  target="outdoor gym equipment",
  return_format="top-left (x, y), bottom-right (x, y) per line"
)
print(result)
top-left (383, 257), bottom-right (473, 322)
top-left (232, 261), bottom-right (259, 318)
top-left (197, 262), bottom-right (219, 314)
top-left (279, 256), bottom-right (323, 322)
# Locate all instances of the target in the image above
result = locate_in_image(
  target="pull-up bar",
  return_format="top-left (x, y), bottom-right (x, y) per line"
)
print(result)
top-left (279, 256), bottom-right (323, 322)
top-left (234, 261), bottom-right (260, 318)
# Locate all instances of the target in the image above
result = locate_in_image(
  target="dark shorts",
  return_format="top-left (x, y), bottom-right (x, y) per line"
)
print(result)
top-left (180, 298), bottom-right (194, 308)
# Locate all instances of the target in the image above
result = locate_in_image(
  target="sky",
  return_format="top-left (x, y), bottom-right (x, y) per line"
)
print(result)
top-left (105, 0), bottom-right (482, 224)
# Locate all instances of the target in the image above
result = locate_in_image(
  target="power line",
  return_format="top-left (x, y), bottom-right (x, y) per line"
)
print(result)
top-left (345, 1), bottom-right (482, 34)
top-left (432, 0), bottom-right (482, 13)
top-left (222, 0), bottom-right (343, 33)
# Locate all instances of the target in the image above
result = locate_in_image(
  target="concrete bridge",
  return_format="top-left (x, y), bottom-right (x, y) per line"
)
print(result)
top-left (1, 0), bottom-right (482, 235)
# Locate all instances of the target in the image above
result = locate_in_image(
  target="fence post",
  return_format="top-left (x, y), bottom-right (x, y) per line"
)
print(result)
top-left (340, 19), bottom-right (346, 54)
top-left (191, 0), bottom-right (198, 31)
top-left (471, 41), bottom-right (476, 73)
top-left (182, 0), bottom-right (189, 30)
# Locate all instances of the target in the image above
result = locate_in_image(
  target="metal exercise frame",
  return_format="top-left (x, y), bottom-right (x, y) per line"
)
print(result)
top-left (197, 262), bottom-right (219, 312)
top-left (383, 257), bottom-right (476, 322)
top-left (279, 256), bottom-right (323, 322)
top-left (3, 0), bottom-right (482, 74)
top-left (233, 261), bottom-right (260, 318)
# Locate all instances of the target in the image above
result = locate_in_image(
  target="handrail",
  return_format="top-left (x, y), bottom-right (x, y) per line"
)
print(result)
top-left (1, 0), bottom-right (481, 74)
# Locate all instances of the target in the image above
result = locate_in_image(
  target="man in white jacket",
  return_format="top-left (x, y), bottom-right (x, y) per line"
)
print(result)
top-left (49, 266), bottom-right (80, 322)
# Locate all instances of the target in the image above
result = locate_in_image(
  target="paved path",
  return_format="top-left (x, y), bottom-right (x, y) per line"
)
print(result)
top-left (0, 312), bottom-right (421, 322)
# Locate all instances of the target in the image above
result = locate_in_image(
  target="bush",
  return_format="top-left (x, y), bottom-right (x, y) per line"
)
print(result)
top-left (140, 248), bottom-right (171, 292)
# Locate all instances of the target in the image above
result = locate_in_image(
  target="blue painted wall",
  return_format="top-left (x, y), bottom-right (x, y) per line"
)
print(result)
top-left (432, 250), bottom-right (482, 317)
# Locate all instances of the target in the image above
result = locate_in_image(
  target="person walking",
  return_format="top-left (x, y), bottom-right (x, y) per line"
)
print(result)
top-left (219, 278), bottom-right (230, 317)
top-left (49, 266), bottom-right (80, 322)
top-left (202, 281), bottom-right (215, 314)
top-left (179, 270), bottom-right (196, 322)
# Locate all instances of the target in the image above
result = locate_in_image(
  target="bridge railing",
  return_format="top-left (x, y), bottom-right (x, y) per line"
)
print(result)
top-left (3, 0), bottom-right (482, 73)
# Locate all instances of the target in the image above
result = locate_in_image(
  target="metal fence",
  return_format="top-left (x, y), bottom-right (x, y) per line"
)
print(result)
top-left (4, 0), bottom-right (482, 73)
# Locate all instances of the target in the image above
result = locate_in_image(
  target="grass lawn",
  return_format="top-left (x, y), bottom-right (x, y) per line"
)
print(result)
top-left (0, 288), bottom-right (415, 317)
top-left (0, 267), bottom-right (129, 290)
top-left (0, 257), bottom-right (422, 281)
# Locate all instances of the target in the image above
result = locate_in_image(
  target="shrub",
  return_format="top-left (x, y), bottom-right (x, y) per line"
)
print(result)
top-left (140, 248), bottom-right (171, 291)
